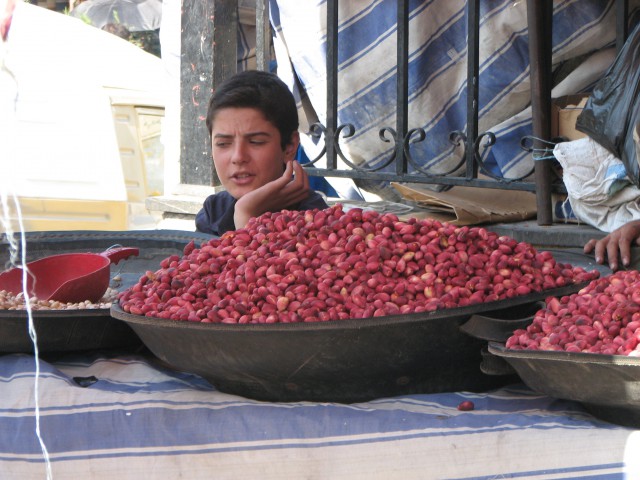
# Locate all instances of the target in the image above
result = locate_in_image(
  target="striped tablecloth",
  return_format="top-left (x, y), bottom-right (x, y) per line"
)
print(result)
top-left (1, 352), bottom-right (638, 480)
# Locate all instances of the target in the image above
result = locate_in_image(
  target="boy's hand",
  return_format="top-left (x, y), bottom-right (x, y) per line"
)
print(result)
top-left (233, 160), bottom-right (311, 229)
top-left (584, 220), bottom-right (640, 271)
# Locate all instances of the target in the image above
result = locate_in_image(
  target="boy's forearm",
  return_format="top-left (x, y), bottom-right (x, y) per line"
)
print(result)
top-left (233, 208), bottom-right (252, 231)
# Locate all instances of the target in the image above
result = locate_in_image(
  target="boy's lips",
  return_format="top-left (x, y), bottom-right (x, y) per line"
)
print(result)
top-left (230, 172), bottom-right (255, 185)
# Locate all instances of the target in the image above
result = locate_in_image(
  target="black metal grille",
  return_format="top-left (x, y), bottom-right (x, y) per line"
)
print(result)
top-left (303, 0), bottom-right (538, 192)
top-left (184, 0), bottom-right (629, 225)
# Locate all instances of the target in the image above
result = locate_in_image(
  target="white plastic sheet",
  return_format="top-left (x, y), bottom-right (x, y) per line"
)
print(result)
top-left (554, 136), bottom-right (640, 232)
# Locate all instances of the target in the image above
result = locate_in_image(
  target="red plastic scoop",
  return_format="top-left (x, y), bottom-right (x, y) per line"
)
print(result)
top-left (0, 247), bottom-right (139, 303)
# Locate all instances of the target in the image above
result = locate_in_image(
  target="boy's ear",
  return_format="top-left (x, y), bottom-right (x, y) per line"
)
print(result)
top-left (284, 131), bottom-right (300, 160)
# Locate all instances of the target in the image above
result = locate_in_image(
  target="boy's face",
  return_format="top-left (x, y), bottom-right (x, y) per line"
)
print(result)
top-left (210, 107), bottom-right (299, 199)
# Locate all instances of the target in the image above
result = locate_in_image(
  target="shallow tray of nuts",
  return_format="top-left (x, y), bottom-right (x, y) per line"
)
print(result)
top-left (487, 269), bottom-right (640, 428)
top-left (489, 342), bottom-right (640, 428)
top-left (0, 230), bottom-right (213, 354)
top-left (0, 290), bottom-right (137, 354)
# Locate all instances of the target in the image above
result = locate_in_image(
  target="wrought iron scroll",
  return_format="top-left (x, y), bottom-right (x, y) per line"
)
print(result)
top-left (247, 0), bottom-right (629, 204)
top-left (297, 0), bottom-right (542, 193)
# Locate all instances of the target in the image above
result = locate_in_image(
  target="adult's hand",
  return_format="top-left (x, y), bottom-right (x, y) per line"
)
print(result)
top-left (583, 220), bottom-right (640, 271)
top-left (233, 160), bottom-right (311, 229)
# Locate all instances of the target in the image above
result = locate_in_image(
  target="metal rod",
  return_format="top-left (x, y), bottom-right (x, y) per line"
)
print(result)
top-left (325, 0), bottom-right (339, 170)
top-left (527, 0), bottom-right (553, 225)
top-left (305, 169), bottom-right (538, 192)
top-left (466, 0), bottom-right (480, 180)
top-left (396, 0), bottom-right (409, 175)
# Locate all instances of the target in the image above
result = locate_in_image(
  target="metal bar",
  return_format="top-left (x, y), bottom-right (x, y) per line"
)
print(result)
top-left (304, 169), bottom-right (539, 192)
top-left (527, 0), bottom-right (553, 225)
top-left (325, 0), bottom-right (339, 170)
top-left (466, 0), bottom-right (480, 179)
top-left (256, 0), bottom-right (270, 71)
top-left (396, 0), bottom-right (409, 175)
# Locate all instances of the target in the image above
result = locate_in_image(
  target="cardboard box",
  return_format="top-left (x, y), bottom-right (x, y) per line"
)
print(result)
top-left (391, 182), bottom-right (537, 225)
top-left (551, 94), bottom-right (589, 141)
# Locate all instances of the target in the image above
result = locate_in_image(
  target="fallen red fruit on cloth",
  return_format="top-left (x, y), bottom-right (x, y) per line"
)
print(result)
top-left (457, 400), bottom-right (475, 411)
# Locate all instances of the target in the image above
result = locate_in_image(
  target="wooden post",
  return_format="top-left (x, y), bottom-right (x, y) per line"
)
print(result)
top-left (180, 0), bottom-right (237, 187)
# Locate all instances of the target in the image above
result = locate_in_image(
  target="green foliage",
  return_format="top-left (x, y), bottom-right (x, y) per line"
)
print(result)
top-left (79, 13), bottom-right (92, 25)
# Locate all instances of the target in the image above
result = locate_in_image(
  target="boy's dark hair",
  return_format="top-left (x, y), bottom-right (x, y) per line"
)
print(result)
top-left (206, 70), bottom-right (299, 150)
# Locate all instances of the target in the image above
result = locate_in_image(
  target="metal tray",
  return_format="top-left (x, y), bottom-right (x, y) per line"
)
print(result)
top-left (460, 301), bottom-right (544, 343)
top-left (0, 230), bottom-right (213, 354)
top-left (458, 249), bottom-right (611, 376)
top-left (0, 307), bottom-right (142, 354)
top-left (111, 282), bottom-right (591, 403)
top-left (488, 342), bottom-right (640, 428)
top-left (459, 249), bottom-right (610, 344)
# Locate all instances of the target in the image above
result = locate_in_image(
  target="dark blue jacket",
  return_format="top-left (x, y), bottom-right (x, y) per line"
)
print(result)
top-left (195, 190), bottom-right (329, 236)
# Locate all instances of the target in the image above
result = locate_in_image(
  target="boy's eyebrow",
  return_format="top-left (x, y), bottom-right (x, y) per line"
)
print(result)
top-left (213, 131), bottom-right (272, 139)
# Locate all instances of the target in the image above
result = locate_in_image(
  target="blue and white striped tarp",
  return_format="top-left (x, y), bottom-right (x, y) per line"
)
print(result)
top-left (1, 352), bottom-right (638, 479)
top-left (270, 0), bottom-right (640, 199)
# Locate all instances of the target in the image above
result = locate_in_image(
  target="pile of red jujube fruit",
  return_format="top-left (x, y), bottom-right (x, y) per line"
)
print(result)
top-left (506, 269), bottom-right (640, 356)
top-left (118, 205), bottom-right (599, 324)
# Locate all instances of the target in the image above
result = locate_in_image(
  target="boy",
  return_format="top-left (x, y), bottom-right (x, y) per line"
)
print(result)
top-left (195, 70), bottom-right (329, 236)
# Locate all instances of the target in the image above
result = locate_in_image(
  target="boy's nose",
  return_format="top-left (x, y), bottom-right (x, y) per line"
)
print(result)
top-left (230, 142), bottom-right (248, 164)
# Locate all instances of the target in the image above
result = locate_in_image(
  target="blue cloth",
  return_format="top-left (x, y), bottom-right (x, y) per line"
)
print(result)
top-left (296, 147), bottom-right (339, 197)
top-left (0, 352), bottom-right (636, 479)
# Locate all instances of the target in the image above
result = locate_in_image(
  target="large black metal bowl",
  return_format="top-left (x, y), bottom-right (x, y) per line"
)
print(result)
top-left (488, 342), bottom-right (640, 428)
top-left (110, 283), bottom-right (590, 403)
top-left (0, 230), bottom-right (212, 354)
